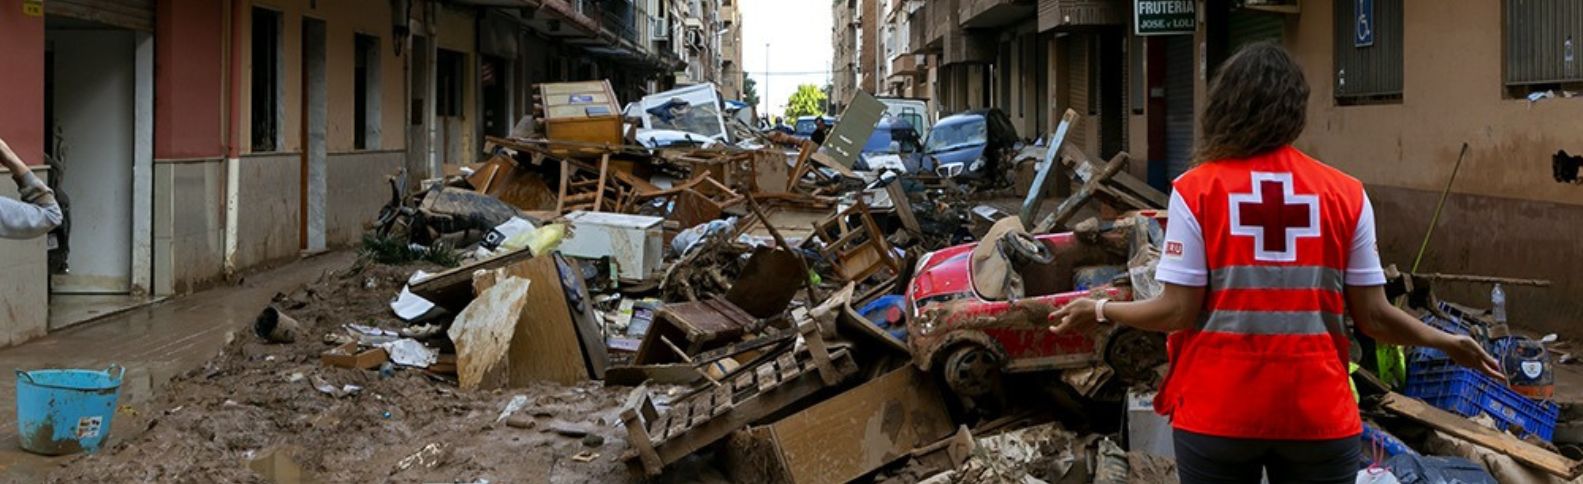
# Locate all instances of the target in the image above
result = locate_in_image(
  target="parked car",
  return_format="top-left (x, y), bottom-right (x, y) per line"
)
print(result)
top-left (905, 212), bottom-right (1168, 410)
top-left (923, 109), bottom-right (1020, 187)
top-left (792, 115), bottom-right (837, 139)
top-left (854, 117), bottom-right (924, 173)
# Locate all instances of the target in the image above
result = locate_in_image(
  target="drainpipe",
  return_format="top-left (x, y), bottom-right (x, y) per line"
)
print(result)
top-left (224, 0), bottom-right (244, 277)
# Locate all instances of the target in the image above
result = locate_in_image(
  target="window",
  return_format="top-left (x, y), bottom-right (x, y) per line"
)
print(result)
top-left (251, 7), bottom-right (282, 152)
top-left (436, 49), bottom-right (465, 117)
top-left (354, 34), bottom-right (381, 150)
top-left (1334, 0), bottom-right (1403, 103)
top-left (1504, 0), bottom-right (1583, 94)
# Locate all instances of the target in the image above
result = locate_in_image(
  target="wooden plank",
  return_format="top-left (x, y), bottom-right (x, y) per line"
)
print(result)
top-left (761, 368), bottom-right (955, 484)
top-left (634, 350), bottom-right (858, 475)
top-left (409, 248), bottom-right (538, 311)
top-left (1380, 392), bottom-right (1582, 479)
top-left (712, 382), bottom-right (735, 415)
top-left (756, 363), bottom-right (777, 392)
top-left (622, 407), bottom-right (664, 475)
top-left (603, 364), bottom-right (705, 386)
top-left (498, 256), bottom-right (590, 384)
top-left (593, 153), bottom-right (610, 210)
top-left (776, 353), bottom-right (799, 382)
top-left (1022, 109), bottom-right (1082, 225)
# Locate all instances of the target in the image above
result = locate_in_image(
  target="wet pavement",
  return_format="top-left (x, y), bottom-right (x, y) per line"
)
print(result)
top-left (0, 251), bottom-right (355, 481)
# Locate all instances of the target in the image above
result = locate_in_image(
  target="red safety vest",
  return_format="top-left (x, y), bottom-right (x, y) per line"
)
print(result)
top-left (1155, 146), bottom-right (1365, 440)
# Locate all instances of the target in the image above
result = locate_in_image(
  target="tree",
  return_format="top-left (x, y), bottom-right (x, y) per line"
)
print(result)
top-left (784, 84), bottom-right (827, 119)
top-left (742, 74), bottom-right (760, 109)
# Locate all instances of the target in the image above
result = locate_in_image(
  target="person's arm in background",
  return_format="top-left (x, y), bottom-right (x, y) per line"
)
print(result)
top-left (1342, 192), bottom-right (1503, 379)
top-left (1050, 189), bottom-right (1207, 335)
top-left (0, 137), bottom-right (63, 240)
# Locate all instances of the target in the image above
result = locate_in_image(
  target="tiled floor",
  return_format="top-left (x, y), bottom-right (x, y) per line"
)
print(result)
top-left (0, 251), bottom-right (354, 480)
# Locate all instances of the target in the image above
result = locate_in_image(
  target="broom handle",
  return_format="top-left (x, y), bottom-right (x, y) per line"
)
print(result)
top-left (1409, 142), bottom-right (1470, 274)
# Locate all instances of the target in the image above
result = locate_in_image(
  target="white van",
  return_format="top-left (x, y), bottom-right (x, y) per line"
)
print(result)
top-left (876, 97), bottom-right (932, 141)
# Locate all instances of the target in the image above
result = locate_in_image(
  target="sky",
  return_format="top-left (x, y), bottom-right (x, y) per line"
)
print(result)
top-left (739, 0), bottom-right (834, 119)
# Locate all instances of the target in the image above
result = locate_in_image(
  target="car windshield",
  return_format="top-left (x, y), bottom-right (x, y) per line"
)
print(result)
top-left (925, 117), bottom-right (987, 153)
top-left (894, 113), bottom-right (925, 133)
top-left (794, 119), bottom-right (817, 135)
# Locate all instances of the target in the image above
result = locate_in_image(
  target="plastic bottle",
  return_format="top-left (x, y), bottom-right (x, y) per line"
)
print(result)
top-left (1491, 283), bottom-right (1507, 325)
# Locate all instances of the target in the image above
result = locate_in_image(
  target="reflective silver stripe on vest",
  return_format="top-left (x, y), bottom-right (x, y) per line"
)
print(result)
top-left (1199, 310), bottom-right (1344, 335)
top-left (1210, 265), bottom-right (1344, 291)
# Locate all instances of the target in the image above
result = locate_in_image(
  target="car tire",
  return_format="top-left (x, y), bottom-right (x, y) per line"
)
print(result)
top-left (941, 344), bottom-right (1001, 397)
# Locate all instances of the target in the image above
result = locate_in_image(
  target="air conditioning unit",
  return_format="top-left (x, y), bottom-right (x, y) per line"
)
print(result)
top-left (651, 17), bottom-right (669, 40)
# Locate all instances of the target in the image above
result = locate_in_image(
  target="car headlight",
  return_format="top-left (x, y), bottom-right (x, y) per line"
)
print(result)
top-left (968, 158), bottom-right (983, 172)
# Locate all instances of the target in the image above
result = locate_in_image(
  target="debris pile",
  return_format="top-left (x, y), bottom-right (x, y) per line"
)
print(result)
top-left (46, 84), bottom-right (1583, 484)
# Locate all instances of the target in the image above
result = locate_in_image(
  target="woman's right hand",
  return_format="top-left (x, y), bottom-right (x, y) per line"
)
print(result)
top-left (1442, 334), bottom-right (1506, 382)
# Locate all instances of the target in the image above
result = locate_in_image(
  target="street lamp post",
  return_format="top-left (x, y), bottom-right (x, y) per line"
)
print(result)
top-left (765, 42), bottom-right (771, 121)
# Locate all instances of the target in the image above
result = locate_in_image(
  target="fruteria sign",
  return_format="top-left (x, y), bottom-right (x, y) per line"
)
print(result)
top-left (1135, 0), bottom-right (1196, 36)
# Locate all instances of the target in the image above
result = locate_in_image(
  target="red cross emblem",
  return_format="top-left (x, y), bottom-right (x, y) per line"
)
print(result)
top-left (1228, 172), bottom-right (1319, 262)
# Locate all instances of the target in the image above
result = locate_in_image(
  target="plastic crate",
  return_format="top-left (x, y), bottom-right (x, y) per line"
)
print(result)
top-left (1410, 313), bottom-right (1469, 362)
top-left (1404, 359), bottom-right (1559, 441)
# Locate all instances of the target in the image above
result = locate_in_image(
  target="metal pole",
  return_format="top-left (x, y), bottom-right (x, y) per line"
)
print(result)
top-left (765, 42), bottom-right (771, 118)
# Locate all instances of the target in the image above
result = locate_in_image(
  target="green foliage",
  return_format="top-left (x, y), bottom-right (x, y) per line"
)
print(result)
top-left (742, 74), bottom-right (761, 108)
top-left (784, 84), bottom-right (827, 119)
top-left (359, 233), bottom-right (462, 267)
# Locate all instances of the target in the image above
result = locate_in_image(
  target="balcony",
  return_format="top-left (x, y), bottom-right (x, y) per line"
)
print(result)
top-left (959, 0), bottom-right (1036, 29)
top-left (890, 54), bottom-right (919, 77)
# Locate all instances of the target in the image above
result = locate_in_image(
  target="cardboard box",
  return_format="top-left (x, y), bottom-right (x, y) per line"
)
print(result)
top-left (321, 343), bottom-right (388, 370)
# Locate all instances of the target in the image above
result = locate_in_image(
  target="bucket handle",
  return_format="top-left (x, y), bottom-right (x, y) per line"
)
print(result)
top-left (106, 364), bottom-right (125, 381)
top-left (15, 370), bottom-right (32, 384)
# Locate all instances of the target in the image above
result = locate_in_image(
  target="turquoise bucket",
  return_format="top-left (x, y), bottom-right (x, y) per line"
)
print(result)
top-left (15, 365), bottom-right (125, 455)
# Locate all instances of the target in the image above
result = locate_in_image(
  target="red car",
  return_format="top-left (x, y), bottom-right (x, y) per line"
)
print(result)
top-left (905, 212), bottom-right (1168, 403)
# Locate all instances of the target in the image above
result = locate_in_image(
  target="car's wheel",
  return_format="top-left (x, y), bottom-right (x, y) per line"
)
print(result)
top-left (1000, 230), bottom-right (1054, 265)
top-left (1104, 327), bottom-right (1168, 384)
top-left (942, 344), bottom-right (1001, 397)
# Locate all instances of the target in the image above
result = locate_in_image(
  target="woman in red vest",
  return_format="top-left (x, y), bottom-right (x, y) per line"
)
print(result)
top-left (1049, 42), bottom-right (1502, 483)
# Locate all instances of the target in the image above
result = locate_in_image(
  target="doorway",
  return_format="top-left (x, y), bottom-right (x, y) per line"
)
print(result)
top-left (301, 18), bottom-right (327, 253)
top-left (44, 18), bottom-right (155, 329)
top-left (407, 35), bottom-right (431, 181)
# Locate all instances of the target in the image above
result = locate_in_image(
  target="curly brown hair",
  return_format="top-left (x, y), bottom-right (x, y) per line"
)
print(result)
top-left (1194, 42), bottom-right (1310, 163)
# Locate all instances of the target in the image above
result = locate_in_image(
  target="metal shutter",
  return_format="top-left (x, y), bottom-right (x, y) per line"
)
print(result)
top-left (1228, 9), bottom-right (1283, 53)
top-left (1505, 0), bottom-right (1583, 85)
top-left (1334, 0), bottom-right (1404, 98)
top-left (1164, 35), bottom-right (1194, 180)
top-left (1067, 35), bottom-right (1090, 152)
top-left (47, 0), bottom-right (155, 31)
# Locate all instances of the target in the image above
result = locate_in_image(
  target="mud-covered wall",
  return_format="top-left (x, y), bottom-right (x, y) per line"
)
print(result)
top-left (236, 154), bottom-right (303, 270)
top-left (1284, 0), bottom-right (1583, 335)
top-left (325, 150), bottom-right (405, 247)
top-left (154, 160), bottom-right (226, 295)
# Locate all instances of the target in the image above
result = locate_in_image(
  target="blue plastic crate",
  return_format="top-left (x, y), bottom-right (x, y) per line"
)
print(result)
top-left (1410, 313), bottom-right (1470, 362)
top-left (1404, 359), bottom-right (1558, 441)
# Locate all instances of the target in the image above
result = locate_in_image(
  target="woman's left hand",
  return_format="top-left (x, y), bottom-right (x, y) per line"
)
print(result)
top-left (1048, 298), bottom-right (1100, 335)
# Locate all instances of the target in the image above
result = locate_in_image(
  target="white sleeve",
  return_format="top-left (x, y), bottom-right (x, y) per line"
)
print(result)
top-left (1155, 190), bottom-right (1208, 287)
top-left (1346, 192), bottom-right (1387, 286)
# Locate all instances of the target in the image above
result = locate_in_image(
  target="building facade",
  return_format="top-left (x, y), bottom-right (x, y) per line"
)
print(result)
top-left (832, 0), bottom-right (860, 112)
top-left (898, 0), bottom-right (1583, 336)
top-left (0, 0), bottom-right (682, 347)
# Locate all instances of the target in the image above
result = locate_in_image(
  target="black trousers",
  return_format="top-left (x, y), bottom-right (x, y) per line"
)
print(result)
top-left (1173, 429), bottom-right (1361, 484)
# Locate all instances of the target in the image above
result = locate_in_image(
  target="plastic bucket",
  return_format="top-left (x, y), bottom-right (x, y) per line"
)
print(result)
top-left (15, 365), bottom-right (125, 455)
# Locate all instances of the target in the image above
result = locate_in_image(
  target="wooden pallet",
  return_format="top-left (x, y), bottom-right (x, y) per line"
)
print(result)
top-left (621, 322), bottom-right (855, 476)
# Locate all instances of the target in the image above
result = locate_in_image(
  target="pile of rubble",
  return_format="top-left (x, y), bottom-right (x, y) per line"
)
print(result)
top-left (49, 80), bottom-right (1583, 484)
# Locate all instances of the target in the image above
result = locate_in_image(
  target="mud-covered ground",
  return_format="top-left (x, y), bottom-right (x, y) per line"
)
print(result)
top-left (42, 259), bottom-right (717, 483)
top-left (41, 255), bottom-right (1179, 483)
